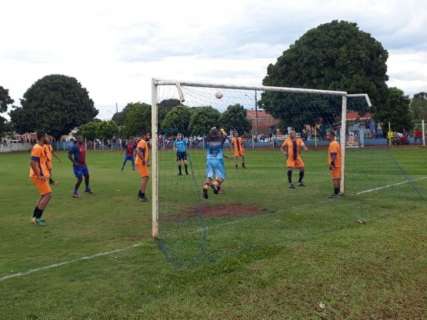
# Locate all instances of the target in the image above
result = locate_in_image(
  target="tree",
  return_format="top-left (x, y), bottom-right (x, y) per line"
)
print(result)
top-left (10, 74), bottom-right (98, 138)
top-left (158, 99), bottom-right (181, 133)
top-left (219, 104), bottom-right (251, 134)
top-left (0, 86), bottom-right (14, 135)
top-left (189, 106), bottom-right (221, 136)
top-left (79, 120), bottom-right (100, 141)
top-left (122, 102), bottom-right (151, 137)
top-left (410, 92), bottom-right (427, 120)
top-left (375, 87), bottom-right (412, 133)
top-left (97, 120), bottom-right (119, 141)
top-left (261, 20), bottom-right (388, 129)
top-left (161, 106), bottom-right (191, 136)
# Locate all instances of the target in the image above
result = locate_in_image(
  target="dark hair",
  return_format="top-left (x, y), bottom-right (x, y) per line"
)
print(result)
top-left (36, 132), bottom-right (46, 141)
top-left (207, 127), bottom-right (220, 142)
top-left (329, 130), bottom-right (336, 137)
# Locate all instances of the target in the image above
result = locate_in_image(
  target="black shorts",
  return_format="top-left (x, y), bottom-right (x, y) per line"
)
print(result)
top-left (176, 151), bottom-right (187, 161)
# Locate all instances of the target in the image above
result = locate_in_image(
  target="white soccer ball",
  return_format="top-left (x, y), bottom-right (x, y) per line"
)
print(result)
top-left (215, 91), bottom-right (223, 99)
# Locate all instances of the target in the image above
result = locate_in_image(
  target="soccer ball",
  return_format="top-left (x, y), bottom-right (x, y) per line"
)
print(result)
top-left (215, 91), bottom-right (223, 99)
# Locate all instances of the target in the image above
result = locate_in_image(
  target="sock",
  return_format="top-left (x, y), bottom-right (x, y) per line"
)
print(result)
top-left (184, 164), bottom-right (188, 174)
top-left (33, 207), bottom-right (39, 218)
top-left (287, 170), bottom-right (292, 184)
top-left (38, 208), bottom-right (44, 219)
top-left (139, 190), bottom-right (145, 198)
top-left (334, 187), bottom-right (340, 195)
top-left (299, 170), bottom-right (304, 183)
top-left (178, 165), bottom-right (182, 175)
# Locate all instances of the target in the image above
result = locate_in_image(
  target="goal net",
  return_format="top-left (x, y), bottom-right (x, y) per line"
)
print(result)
top-left (150, 79), bottom-right (426, 268)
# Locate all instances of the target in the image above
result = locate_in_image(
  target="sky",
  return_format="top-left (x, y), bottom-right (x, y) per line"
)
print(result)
top-left (1, 0), bottom-right (426, 119)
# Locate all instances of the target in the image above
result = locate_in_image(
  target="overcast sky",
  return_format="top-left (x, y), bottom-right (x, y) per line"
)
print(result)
top-left (1, 0), bottom-right (426, 119)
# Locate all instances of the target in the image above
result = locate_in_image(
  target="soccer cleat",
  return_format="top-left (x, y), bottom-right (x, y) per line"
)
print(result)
top-left (139, 196), bottom-right (148, 202)
top-left (235, 164), bottom-right (238, 169)
top-left (202, 188), bottom-right (208, 199)
top-left (210, 184), bottom-right (219, 194)
top-left (72, 192), bottom-right (80, 198)
top-left (178, 173), bottom-right (183, 176)
top-left (242, 163), bottom-right (246, 169)
top-left (32, 217), bottom-right (37, 224)
top-left (298, 182), bottom-right (305, 187)
top-left (33, 218), bottom-right (47, 226)
top-left (85, 188), bottom-right (93, 194)
top-left (288, 183), bottom-right (296, 189)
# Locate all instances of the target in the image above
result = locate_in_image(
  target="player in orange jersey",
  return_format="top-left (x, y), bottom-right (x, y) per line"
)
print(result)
top-left (135, 133), bottom-right (150, 202)
top-left (231, 131), bottom-right (246, 169)
top-left (281, 130), bottom-right (308, 188)
top-left (29, 132), bottom-right (53, 226)
top-left (327, 131), bottom-right (342, 198)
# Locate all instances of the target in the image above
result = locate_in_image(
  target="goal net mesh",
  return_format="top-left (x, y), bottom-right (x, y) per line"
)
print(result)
top-left (153, 82), bottom-right (426, 269)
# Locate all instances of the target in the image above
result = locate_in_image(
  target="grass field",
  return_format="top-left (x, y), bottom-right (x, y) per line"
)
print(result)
top-left (1, 147), bottom-right (426, 319)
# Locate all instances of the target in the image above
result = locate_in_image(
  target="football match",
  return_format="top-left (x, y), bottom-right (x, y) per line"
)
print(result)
top-left (1, 1), bottom-right (427, 319)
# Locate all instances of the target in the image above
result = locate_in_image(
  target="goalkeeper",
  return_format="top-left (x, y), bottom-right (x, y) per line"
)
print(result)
top-left (202, 127), bottom-right (228, 199)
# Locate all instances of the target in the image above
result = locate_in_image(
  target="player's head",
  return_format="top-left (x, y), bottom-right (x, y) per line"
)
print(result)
top-left (36, 131), bottom-right (47, 144)
top-left (208, 127), bottom-right (220, 141)
top-left (75, 135), bottom-right (83, 143)
top-left (289, 130), bottom-right (296, 140)
top-left (177, 133), bottom-right (183, 140)
top-left (233, 130), bottom-right (238, 137)
top-left (326, 130), bottom-right (336, 141)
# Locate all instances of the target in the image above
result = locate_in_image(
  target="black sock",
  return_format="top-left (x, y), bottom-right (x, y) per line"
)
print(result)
top-left (139, 191), bottom-right (145, 198)
top-left (334, 187), bottom-right (340, 195)
top-left (178, 165), bottom-right (182, 175)
top-left (33, 207), bottom-right (43, 219)
top-left (287, 170), bottom-right (292, 183)
top-left (299, 170), bottom-right (304, 183)
top-left (184, 164), bottom-right (188, 174)
top-left (38, 208), bottom-right (44, 219)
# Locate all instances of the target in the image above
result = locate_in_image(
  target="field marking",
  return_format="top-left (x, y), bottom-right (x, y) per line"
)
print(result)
top-left (0, 243), bottom-right (143, 283)
top-left (355, 176), bottom-right (427, 195)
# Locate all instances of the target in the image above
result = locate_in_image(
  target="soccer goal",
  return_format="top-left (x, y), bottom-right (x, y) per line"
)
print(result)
top-left (150, 79), bottom-right (371, 239)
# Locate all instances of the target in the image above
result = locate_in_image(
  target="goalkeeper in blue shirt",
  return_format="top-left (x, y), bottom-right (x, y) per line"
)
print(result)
top-left (174, 133), bottom-right (189, 176)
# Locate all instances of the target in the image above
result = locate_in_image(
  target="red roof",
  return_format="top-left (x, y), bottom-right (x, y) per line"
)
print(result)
top-left (346, 112), bottom-right (372, 121)
top-left (246, 110), bottom-right (279, 131)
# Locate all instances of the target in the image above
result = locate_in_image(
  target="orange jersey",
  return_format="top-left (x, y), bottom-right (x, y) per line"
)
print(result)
top-left (328, 140), bottom-right (341, 167)
top-left (44, 144), bottom-right (53, 170)
top-left (135, 139), bottom-right (149, 165)
top-left (282, 138), bottom-right (305, 161)
top-left (29, 144), bottom-right (50, 178)
top-left (232, 137), bottom-right (245, 156)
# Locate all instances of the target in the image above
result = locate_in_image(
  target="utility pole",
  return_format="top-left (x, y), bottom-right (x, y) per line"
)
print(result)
top-left (254, 90), bottom-right (258, 139)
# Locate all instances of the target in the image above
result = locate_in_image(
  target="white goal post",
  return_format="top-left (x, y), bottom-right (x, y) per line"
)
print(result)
top-left (150, 78), bottom-right (371, 239)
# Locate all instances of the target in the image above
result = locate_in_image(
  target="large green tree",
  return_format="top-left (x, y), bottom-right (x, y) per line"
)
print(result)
top-left (0, 85), bottom-right (14, 135)
top-left (219, 104), bottom-right (251, 134)
top-left (10, 75), bottom-right (98, 138)
top-left (376, 87), bottom-right (412, 133)
top-left (161, 106), bottom-right (191, 136)
top-left (122, 102), bottom-right (151, 137)
top-left (410, 92), bottom-right (427, 121)
top-left (189, 106), bottom-right (221, 136)
top-left (261, 20), bottom-right (388, 129)
top-left (97, 120), bottom-right (119, 141)
top-left (79, 120), bottom-right (101, 140)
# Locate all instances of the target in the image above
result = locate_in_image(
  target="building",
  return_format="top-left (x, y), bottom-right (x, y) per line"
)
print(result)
top-left (246, 109), bottom-right (279, 135)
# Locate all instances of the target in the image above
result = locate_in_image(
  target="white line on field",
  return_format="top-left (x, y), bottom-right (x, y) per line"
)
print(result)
top-left (355, 176), bottom-right (427, 195)
top-left (0, 243), bottom-right (143, 283)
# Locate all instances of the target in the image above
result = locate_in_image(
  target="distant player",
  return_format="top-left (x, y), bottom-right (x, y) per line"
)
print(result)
top-left (327, 131), bottom-right (342, 198)
top-left (231, 131), bottom-right (246, 168)
top-left (30, 132), bottom-right (52, 226)
top-left (135, 133), bottom-right (150, 202)
top-left (121, 138), bottom-right (136, 171)
top-left (202, 127), bottom-right (227, 199)
top-left (68, 136), bottom-right (93, 198)
top-left (281, 130), bottom-right (308, 188)
top-left (174, 133), bottom-right (189, 175)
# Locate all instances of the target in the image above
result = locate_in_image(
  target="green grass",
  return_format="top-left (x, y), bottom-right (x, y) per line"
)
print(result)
top-left (1, 147), bottom-right (426, 319)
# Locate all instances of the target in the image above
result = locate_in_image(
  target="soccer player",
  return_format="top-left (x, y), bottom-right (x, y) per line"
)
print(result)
top-left (174, 133), bottom-right (189, 176)
top-left (231, 131), bottom-right (246, 168)
top-left (135, 133), bottom-right (150, 202)
top-left (327, 131), bottom-right (342, 198)
top-left (202, 127), bottom-right (227, 199)
top-left (30, 132), bottom-right (52, 226)
top-left (121, 138), bottom-right (136, 171)
top-left (68, 136), bottom-right (93, 198)
top-left (281, 130), bottom-right (308, 188)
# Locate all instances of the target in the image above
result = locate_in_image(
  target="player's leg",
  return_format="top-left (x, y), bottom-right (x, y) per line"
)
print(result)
top-left (203, 160), bottom-right (214, 199)
top-left (131, 156), bottom-right (135, 171)
top-left (212, 159), bottom-right (225, 194)
top-left (31, 178), bottom-right (52, 225)
top-left (287, 168), bottom-right (295, 189)
top-left (298, 167), bottom-right (305, 187)
top-left (177, 153), bottom-right (183, 175)
top-left (329, 168), bottom-right (341, 198)
top-left (73, 167), bottom-right (83, 198)
top-left (183, 153), bottom-right (189, 175)
top-left (241, 155), bottom-right (246, 168)
top-left (139, 176), bottom-right (149, 202)
top-left (121, 155), bottom-right (128, 171)
top-left (83, 167), bottom-right (92, 193)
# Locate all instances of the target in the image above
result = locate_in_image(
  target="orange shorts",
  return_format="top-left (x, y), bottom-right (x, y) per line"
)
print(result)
top-left (31, 177), bottom-right (52, 195)
top-left (136, 164), bottom-right (149, 177)
top-left (287, 158), bottom-right (304, 169)
top-left (330, 167), bottom-right (341, 179)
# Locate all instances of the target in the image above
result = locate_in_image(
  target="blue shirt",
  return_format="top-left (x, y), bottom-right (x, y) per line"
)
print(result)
top-left (68, 142), bottom-right (86, 166)
top-left (174, 139), bottom-right (187, 153)
top-left (206, 137), bottom-right (225, 160)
